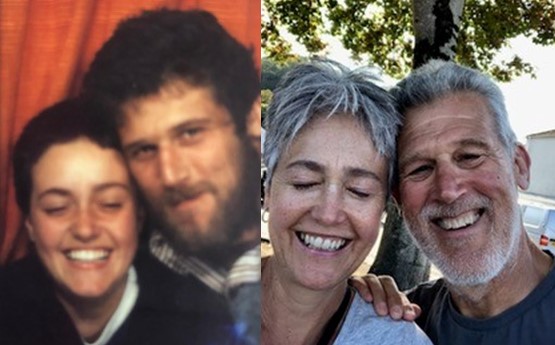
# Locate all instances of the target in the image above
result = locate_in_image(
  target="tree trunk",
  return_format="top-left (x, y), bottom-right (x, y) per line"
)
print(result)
top-left (369, 0), bottom-right (464, 290)
top-left (369, 202), bottom-right (431, 291)
top-left (413, 0), bottom-right (464, 67)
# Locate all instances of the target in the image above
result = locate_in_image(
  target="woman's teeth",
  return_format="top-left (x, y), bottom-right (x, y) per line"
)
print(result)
top-left (298, 232), bottom-right (347, 252)
top-left (66, 249), bottom-right (109, 262)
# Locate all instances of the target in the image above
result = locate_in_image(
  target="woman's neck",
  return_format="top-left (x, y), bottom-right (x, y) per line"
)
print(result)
top-left (56, 275), bottom-right (128, 342)
top-left (261, 257), bottom-right (347, 345)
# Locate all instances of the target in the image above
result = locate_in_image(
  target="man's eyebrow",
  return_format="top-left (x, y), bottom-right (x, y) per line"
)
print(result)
top-left (122, 140), bottom-right (152, 154)
top-left (398, 138), bottom-right (490, 169)
top-left (170, 118), bottom-right (212, 135)
top-left (458, 138), bottom-right (490, 149)
top-left (398, 152), bottom-right (428, 170)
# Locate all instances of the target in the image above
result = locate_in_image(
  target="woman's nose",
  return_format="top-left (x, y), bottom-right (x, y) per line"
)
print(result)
top-left (71, 209), bottom-right (101, 241)
top-left (311, 185), bottom-right (347, 225)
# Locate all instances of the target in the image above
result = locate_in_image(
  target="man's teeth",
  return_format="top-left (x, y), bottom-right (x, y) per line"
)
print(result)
top-left (437, 210), bottom-right (480, 230)
top-left (66, 250), bottom-right (109, 262)
top-left (299, 232), bottom-right (346, 251)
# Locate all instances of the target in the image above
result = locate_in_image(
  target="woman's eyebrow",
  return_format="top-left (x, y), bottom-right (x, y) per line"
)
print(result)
top-left (37, 188), bottom-right (70, 201)
top-left (346, 167), bottom-right (382, 182)
top-left (93, 183), bottom-right (132, 194)
top-left (285, 159), bottom-right (323, 173)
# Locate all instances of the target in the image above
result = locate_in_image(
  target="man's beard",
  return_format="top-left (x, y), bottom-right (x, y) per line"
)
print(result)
top-left (403, 195), bottom-right (521, 287)
top-left (147, 140), bottom-right (259, 263)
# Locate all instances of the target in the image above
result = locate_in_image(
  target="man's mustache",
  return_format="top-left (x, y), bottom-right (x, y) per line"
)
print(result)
top-left (162, 182), bottom-right (215, 207)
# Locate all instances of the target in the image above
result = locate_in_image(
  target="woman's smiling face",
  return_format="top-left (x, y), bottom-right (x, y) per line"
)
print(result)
top-left (267, 114), bottom-right (388, 290)
top-left (26, 138), bottom-right (139, 300)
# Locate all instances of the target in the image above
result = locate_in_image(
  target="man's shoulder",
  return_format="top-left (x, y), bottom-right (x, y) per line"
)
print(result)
top-left (407, 278), bottom-right (448, 305)
top-left (129, 248), bottom-right (236, 343)
top-left (405, 270), bottom-right (555, 344)
top-left (405, 278), bottom-right (450, 333)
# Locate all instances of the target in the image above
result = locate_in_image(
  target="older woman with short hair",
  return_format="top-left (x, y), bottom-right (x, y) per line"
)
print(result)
top-left (261, 60), bottom-right (432, 345)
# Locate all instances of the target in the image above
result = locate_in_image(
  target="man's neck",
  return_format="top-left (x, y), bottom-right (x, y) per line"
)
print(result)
top-left (449, 236), bottom-right (553, 318)
top-left (150, 225), bottom-right (258, 270)
top-left (195, 227), bottom-right (259, 270)
top-left (195, 245), bottom-right (248, 271)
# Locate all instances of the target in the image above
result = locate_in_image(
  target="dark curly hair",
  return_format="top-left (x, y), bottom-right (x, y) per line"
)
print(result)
top-left (82, 9), bottom-right (259, 134)
top-left (12, 97), bottom-right (121, 215)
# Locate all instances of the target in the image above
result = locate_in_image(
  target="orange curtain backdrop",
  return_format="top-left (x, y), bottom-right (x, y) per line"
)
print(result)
top-left (0, 0), bottom-right (261, 265)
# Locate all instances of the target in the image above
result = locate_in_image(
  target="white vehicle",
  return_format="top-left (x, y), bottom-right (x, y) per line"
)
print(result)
top-left (520, 194), bottom-right (555, 255)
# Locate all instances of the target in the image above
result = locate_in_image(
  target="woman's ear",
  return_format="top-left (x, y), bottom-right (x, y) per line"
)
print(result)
top-left (262, 169), bottom-right (270, 210)
top-left (262, 187), bottom-right (271, 224)
top-left (25, 218), bottom-right (36, 242)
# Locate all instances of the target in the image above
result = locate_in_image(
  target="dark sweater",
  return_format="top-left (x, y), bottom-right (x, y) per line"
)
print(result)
top-left (0, 250), bottom-right (239, 345)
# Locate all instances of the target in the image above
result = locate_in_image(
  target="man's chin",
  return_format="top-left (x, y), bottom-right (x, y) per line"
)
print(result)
top-left (163, 222), bottom-right (226, 252)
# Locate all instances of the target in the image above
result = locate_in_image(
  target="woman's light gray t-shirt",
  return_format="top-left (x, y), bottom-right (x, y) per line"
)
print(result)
top-left (333, 292), bottom-right (433, 345)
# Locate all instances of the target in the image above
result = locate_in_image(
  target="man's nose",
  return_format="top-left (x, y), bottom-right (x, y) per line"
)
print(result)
top-left (311, 185), bottom-right (347, 226)
top-left (434, 163), bottom-right (465, 204)
top-left (158, 144), bottom-right (188, 187)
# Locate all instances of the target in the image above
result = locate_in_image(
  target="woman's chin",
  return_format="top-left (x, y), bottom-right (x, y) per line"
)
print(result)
top-left (295, 270), bottom-right (348, 292)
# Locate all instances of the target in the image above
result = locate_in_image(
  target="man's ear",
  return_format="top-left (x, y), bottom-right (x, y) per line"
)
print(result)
top-left (514, 143), bottom-right (531, 190)
top-left (25, 218), bottom-right (36, 242)
top-left (247, 96), bottom-right (261, 155)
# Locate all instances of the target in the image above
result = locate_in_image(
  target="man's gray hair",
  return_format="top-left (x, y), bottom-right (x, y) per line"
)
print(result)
top-left (391, 60), bottom-right (517, 152)
top-left (263, 59), bottom-right (400, 194)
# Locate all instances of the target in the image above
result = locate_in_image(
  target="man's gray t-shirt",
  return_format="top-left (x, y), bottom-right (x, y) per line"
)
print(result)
top-left (333, 292), bottom-right (433, 344)
top-left (408, 263), bottom-right (555, 345)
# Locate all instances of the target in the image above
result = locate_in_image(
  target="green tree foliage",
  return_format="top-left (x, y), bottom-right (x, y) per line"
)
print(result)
top-left (263, 0), bottom-right (555, 81)
top-left (261, 59), bottom-right (294, 90)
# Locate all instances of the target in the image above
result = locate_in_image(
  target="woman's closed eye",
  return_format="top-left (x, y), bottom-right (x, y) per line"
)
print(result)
top-left (43, 205), bottom-right (69, 216)
top-left (347, 187), bottom-right (371, 198)
top-left (292, 182), bottom-right (319, 190)
top-left (99, 202), bottom-right (124, 212)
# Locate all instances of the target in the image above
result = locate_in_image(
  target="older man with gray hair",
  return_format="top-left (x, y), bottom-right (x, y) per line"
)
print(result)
top-left (389, 60), bottom-right (555, 345)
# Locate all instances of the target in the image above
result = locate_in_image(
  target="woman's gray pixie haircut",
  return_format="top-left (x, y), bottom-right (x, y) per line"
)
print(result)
top-left (391, 60), bottom-right (517, 153)
top-left (263, 59), bottom-right (400, 194)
